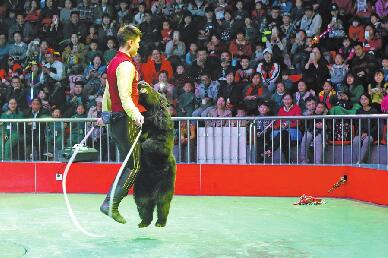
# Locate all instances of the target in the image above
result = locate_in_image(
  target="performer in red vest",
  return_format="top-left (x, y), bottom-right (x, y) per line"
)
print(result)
top-left (97, 24), bottom-right (145, 224)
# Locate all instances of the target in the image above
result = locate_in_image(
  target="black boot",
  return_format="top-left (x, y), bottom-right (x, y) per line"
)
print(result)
top-left (100, 168), bottom-right (136, 224)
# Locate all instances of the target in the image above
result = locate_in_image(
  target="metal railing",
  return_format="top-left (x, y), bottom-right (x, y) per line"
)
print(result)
top-left (0, 115), bottom-right (387, 170)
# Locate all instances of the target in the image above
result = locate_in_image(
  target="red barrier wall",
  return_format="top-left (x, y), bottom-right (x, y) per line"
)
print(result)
top-left (0, 163), bottom-right (387, 205)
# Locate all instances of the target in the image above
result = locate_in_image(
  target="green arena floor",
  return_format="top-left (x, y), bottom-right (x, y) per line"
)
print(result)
top-left (0, 194), bottom-right (387, 258)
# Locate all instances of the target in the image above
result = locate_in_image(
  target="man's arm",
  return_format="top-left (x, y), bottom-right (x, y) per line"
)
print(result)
top-left (116, 61), bottom-right (142, 120)
top-left (102, 80), bottom-right (111, 112)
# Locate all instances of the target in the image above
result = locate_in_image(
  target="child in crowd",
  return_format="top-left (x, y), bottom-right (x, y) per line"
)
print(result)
top-left (177, 82), bottom-right (195, 117)
top-left (86, 40), bottom-right (103, 65)
top-left (272, 82), bottom-right (286, 111)
top-left (161, 20), bottom-right (173, 47)
top-left (44, 108), bottom-right (64, 158)
top-left (281, 69), bottom-right (294, 92)
top-left (338, 37), bottom-right (355, 64)
top-left (173, 64), bottom-right (191, 95)
top-left (382, 57), bottom-right (388, 82)
top-left (255, 100), bottom-right (273, 162)
top-left (235, 56), bottom-right (254, 83)
top-left (330, 54), bottom-right (348, 91)
top-left (69, 104), bottom-right (87, 146)
top-left (318, 80), bottom-right (336, 110)
top-left (103, 38), bottom-right (117, 64)
top-left (293, 80), bottom-right (315, 113)
top-left (185, 43), bottom-right (197, 65)
top-left (368, 70), bottom-right (386, 112)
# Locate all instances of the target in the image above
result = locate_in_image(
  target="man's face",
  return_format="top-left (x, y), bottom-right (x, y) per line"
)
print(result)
top-left (128, 37), bottom-right (140, 56)
top-left (305, 10), bottom-right (313, 18)
top-left (151, 50), bottom-right (161, 63)
top-left (197, 50), bottom-right (207, 62)
top-left (16, 14), bottom-right (24, 25)
top-left (354, 45), bottom-right (364, 57)
top-left (271, 9), bottom-right (280, 18)
top-left (306, 100), bottom-right (316, 112)
top-left (200, 75), bottom-right (210, 86)
top-left (220, 52), bottom-right (230, 62)
top-left (11, 78), bottom-right (20, 89)
top-left (13, 33), bottom-right (22, 43)
top-left (31, 100), bottom-right (41, 111)
top-left (252, 74), bottom-right (260, 85)
top-left (71, 14), bottom-right (79, 24)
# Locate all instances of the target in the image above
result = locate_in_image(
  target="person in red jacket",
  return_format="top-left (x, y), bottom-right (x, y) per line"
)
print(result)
top-left (97, 24), bottom-right (146, 224)
top-left (141, 48), bottom-right (173, 84)
top-left (270, 93), bottom-right (302, 163)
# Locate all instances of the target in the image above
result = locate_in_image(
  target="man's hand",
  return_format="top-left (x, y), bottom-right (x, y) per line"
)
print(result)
top-left (134, 112), bottom-right (144, 126)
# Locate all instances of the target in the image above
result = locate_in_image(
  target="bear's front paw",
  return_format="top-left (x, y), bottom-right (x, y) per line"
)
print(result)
top-left (155, 220), bottom-right (166, 227)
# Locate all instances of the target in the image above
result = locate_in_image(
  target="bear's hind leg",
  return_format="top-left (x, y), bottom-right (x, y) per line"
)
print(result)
top-left (135, 197), bottom-right (155, 228)
top-left (155, 191), bottom-right (173, 227)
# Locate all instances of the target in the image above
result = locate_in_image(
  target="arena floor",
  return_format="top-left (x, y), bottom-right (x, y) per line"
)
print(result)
top-left (1, 194), bottom-right (387, 258)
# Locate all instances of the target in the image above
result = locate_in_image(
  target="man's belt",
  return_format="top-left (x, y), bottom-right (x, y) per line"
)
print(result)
top-left (101, 111), bottom-right (126, 124)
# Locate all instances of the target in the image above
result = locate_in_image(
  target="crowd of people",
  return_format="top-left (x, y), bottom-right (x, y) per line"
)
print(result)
top-left (0, 0), bottom-right (387, 163)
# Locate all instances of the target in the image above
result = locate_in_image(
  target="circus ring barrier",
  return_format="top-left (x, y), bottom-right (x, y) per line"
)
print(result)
top-left (0, 116), bottom-right (387, 206)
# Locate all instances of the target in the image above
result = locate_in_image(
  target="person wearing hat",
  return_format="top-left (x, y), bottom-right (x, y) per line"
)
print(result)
top-left (272, 0), bottom-right (292, 13)
top-left (256, 47), bottom-right (280, 94)
top-left (280, 11), bottom-right (296, 41)
top-left (299, 4), bottom-right (322, 37)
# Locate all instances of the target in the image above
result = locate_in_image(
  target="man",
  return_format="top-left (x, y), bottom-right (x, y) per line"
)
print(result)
top-left (7, 13), bottom-right (35, 43)
top-left (351, 42), bottom-right (379, 87)
top-left (97, 25), bottom-right (145, 224)
top-left (63, 11), bottom-right (87, 40)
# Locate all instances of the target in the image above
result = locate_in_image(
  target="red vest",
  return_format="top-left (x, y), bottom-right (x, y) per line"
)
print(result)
top-left (107, 51), bottom-right (146, 113)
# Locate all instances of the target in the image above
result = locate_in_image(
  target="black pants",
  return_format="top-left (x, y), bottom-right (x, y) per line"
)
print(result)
top-left (109, 115), bottom-right (141, 172)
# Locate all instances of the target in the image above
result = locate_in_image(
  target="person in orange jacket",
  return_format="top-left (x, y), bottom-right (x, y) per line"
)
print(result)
top-left (141, 48), bottom-right (173, 84)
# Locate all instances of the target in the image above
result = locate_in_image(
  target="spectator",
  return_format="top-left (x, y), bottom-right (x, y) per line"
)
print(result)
top-left (63, 11), bottom-right (87, 41)
top-left (44, 108), bottom-right (64, 159)
top-left (142, 48), bottom-right (173, 84)
top-left (193, 73), bottom-right (219, 117)
top-left (65, 80), bottom-right (87, 117)
top-left (293, 80), bottom-right (315, 114)
top-left (218, 71), bottom-right (243, 111)
top-left (177, 120), bottom-right (196, 163)
top-left (329, 54), bottom-right (348, 91)
top-left (345, 72), bottom-right (364, 105)
top-left (160, 20), bottom-right (173, 47)
top-left (69, 103), bottom-right (87, 145)
top-left (172, 64), bottom-right (191, 94)
top-left (348, 17), bottom-right (364, 42)
top-left (300, 101), bottom-right (327, 164)
top-left (303, 47), bottom-right (329, 92)
top-left (6, 76), bottom-right (28, 111)
top-left (8, 32), bottom-right (28, 62)
top-left (41, 14), bottom-right (63, 50)
top-left (165, 30), bottom-right (186, 62)
top-left (85, 40), bottom-right (103, 64)
top-left (330, 89), bottom-right (359, 115)
top-left (8, 13), bottom-right (35, 43)
top-left (272, 81), bottom-right (286, 111)
top-left (83, 55), bottom-right (106, 98)
top-left (185, 42), bottom-right (197, 66)
top-left (363, 24), bottom-right (383, 53)
top-left (383, 57), bottom-right (388, 82)
top-left (235, 56), bottom-right (254, 83)
top-left (281, 69), bottom-right (293, 92)
top-left (375, 0), bottom-right (388, 19)
top-left (116, 0), bottom-right (130, 26)
top-left (179, 13), bottom-right (197, 46)
top-left (0, 98), bottom-right (23, 160)
top-left (299, 5), bottom-right (322, 37)
top-left (243, 73), bottom-right (265, 113)
top-left (133, 3), bottom-right (146, 25)
top-left (207, 96), bottom-right (232, 127)
top-left (24, 98), bottom-right (49, 160)
top-left (368, 70), bottom-right (386, 112)
top-left (97, 13), bottom-right (117, 48)
top-left (60, 0), bottom-right (76, 24)
top-left (188, 48), bottom-right (211, 82)
top-left (338, 37), bottom-right (355, 64)
top-left (103, 37), bottom-right (117, 64)
top-left (255, 100), bottom-right (274, 163)
top-left (85, 24), bottom-right (99, 45)
top-left (353, 94), bottom-right (379, 164)
top-left (228, 31), bottom-right (253, 61)
top-left (0, 33), bottom-right (10, 64)
top-left (40, 0), bottom-right (58, 27)
top-left (256, 48), bottom-right (280, 94)
top-left (351, 41), bottom-right (379, 87)
top-left (177, 82), bottom-right (195, 117)
top-left (318, 80), bottom-right (336, 110)
top-left (271, 93), bottom-right (303, 163)
top-left (153, 70), bottom-right (177, 106)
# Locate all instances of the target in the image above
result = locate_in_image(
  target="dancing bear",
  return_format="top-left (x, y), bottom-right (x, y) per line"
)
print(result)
top-left (135, 81), bottom-right (176, 227)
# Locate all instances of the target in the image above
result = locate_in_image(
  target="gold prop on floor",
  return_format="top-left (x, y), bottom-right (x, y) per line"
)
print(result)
top-left (328, 175), bottom-right (348, 193)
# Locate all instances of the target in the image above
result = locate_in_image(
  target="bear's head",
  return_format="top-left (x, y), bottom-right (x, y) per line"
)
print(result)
top-left (138, 81), bottom-right (173, 132)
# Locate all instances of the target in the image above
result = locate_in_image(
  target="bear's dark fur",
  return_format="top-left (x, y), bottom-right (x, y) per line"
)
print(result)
top-left (134, 81), bottom-right (176, 228)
